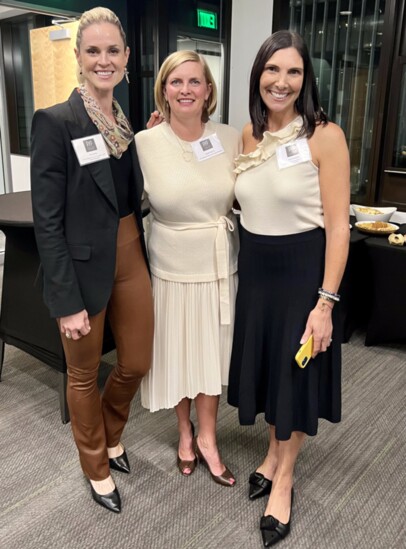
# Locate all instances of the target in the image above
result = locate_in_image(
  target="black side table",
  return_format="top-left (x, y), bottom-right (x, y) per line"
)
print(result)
top-left (339, 219), bottom-right (372, 342)
top-left (364, 224), bottom-right (406, 346)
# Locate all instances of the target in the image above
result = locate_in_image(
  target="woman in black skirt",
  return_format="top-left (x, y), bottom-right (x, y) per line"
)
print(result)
top-left (227, 31), bottom-right (350, 546)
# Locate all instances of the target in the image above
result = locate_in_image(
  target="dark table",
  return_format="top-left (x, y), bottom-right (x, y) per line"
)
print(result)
top-left (364, 223), bottom-right (406, 346)
top-left (340, 219), bottom-right (406, 345)
top-left (339, 219), bottom-right (372, 342)
top-left (0, 191), bottom-right (115, 423)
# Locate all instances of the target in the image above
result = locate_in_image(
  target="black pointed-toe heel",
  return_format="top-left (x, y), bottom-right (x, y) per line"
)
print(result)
top-left (249, 471), bottom-right (272, 500)
top-left (260, 489), bottom-right (294, 547)
top-left (89, 484), bottom-right (122, 513)
top-left (177, 421), bottom-right (197, 476)
top-left (193, 437), bottom-right (235, 487)
top-left (109, 448), bottom-right (130, 474)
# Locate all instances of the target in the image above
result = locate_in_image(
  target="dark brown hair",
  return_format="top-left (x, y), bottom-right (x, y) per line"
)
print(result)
top-left (249, 30), bottom-right (328, 139)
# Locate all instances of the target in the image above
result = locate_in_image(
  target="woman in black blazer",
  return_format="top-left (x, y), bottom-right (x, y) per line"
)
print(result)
top-left (30, 7), bottom-right (153, 513)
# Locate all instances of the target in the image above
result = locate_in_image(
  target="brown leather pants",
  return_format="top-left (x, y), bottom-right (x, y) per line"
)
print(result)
top-left (60, 214), bottom-right (154, 481)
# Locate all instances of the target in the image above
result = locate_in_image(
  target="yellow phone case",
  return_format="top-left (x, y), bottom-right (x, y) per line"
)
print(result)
top-left (295, 335), bottom-right (314, 368)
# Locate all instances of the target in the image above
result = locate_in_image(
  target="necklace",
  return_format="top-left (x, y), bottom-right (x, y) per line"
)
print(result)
top-left (169, 123), bottom-right (205, 162)
top-left (174, 134), bottom-right (194, 162)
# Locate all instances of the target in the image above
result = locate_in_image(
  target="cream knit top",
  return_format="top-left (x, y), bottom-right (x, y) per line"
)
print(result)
top-left (135, 121), bottom-right (240, 324)
top-left (235, 116), bottom-right (324, 235)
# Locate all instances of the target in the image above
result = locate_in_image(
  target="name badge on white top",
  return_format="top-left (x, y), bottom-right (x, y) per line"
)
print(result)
top-left (71, 134), bottom-right (110, 166)
top-left (276, 138), bottom-right (311, 170)
top-left (191, 133), bottom-right (224, 162)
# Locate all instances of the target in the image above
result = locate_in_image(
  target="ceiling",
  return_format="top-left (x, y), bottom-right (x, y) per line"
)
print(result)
top-left (0, 6), bottom-right (28, 19)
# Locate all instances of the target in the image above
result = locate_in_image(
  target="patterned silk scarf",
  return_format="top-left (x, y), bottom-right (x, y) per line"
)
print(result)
top-left (78, 85), bottom-right (134, 159)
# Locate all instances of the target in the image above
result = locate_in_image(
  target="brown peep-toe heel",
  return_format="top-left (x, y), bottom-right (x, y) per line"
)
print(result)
top-left (177, 421), bottom-right (197, 476)
top-left (193, 437), bottom-right (235, 487)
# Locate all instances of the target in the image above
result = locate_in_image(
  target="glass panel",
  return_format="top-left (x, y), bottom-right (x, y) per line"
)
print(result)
top-left (10, 18), bottom-right (34, 155)
top-left (142, 77), bottom-right (155, 127)
top-left (0, 128), bottom-right (5, 194)
top-left (1, 13), bottom-right (55, 155)
top-left (138, 2), bottom-right (155, 129)
top-left (392, 65), bottom-right (406, 169)
top-left (289, 0), bottom-right (386, 202)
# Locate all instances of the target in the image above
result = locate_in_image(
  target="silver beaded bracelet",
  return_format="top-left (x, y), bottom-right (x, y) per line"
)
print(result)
top-left (318, 288), bottom-right (340, 302)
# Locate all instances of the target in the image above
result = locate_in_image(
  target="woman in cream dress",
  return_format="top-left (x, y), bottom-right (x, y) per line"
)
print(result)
top-left (135, 51), bottom-right (239, 485)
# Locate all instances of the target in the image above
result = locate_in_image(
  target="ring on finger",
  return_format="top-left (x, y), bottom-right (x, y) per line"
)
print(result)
top-left (65, 331), bottom-right (72, 339)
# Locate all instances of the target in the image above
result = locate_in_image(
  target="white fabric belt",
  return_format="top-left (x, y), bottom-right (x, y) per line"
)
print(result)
top-left (153, 215), bottom-right (235, 325)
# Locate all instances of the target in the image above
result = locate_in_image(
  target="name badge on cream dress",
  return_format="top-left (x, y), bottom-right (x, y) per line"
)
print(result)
top-left (191, 133), bottom-right (225, 161)
top-left (276, 138), bottom-right (311, 170)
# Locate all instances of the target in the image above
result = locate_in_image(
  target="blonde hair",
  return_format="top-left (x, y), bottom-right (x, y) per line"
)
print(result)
top-left (76, 7), bottom-right (127, 50)
top-left (75, 7), bottom-right (127, 85)
top-left (154, 50), bottom-right (217, 122)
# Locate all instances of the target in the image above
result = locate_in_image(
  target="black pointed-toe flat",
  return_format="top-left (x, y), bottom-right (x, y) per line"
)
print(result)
top-left (249, 471), bottom-right (272, 500)
top-left (259, 489), bottom-right (294, 547)
top-left (109, 449), bottom-right (130, 474)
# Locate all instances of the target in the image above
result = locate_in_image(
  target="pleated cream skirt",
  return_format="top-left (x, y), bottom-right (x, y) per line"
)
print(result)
top-left (141, 273), bottom-right (238, 412)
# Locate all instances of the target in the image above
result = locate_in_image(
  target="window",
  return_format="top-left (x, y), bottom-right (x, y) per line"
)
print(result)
top-left (275, 0), bottom-right (386, 204)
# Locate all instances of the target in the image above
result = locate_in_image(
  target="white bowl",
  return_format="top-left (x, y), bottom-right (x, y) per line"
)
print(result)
top-left (355, 221), bottom-right (399, 235)
top-left (352, 204), bottom-right (397, 223)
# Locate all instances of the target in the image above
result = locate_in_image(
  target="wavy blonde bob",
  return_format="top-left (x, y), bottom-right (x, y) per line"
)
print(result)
top-left (154, 50), bottom-right (217, 123)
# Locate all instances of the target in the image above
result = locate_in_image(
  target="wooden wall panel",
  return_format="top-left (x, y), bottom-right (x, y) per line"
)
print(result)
top-left (30, 22), bottom-right (79, 110)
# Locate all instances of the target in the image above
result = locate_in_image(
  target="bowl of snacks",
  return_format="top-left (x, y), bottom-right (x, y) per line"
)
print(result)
top-left (355, 221), bottom-right (399, 235)
top-left (352, 204), bottom-right (397, 223)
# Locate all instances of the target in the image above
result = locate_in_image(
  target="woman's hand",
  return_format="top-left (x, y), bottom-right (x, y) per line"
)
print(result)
top-left (59, 310), bottom-right (91, 341)
top-left (146, 110), bottom-right (165, 129)
top-left (300, 300), bottom-right (333, 357)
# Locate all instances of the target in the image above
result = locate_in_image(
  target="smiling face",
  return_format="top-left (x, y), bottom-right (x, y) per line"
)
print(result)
top-left (163, 61), bottom-right (211, 123)
top-left (259, 47), bottom-right (304, 119)
top-left (75, 22), bottom-right (129, 98)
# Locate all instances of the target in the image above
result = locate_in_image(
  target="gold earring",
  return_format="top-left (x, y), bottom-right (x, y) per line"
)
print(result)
top-left (124, 67), bottom-right (130, 84)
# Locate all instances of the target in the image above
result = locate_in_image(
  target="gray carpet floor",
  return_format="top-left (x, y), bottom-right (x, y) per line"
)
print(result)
top-left (0, 332), bottom-right (405, 549)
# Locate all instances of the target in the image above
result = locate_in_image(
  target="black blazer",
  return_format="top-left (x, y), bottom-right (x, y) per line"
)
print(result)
top-left (31, 89), bottom-right (148, 319)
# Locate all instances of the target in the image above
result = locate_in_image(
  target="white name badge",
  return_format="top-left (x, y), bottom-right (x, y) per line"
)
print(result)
top-left (191, 133), bottom-right (225, 161)
top-left (71, 133), bottom-right (110, 166)
top-left (276, 138), bottom-right (311, 169)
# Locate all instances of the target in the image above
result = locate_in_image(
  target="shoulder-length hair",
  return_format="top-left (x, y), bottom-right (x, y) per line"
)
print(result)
top-left (249, 30), bottom-right (328, 140)
top-left (154, 50), bottom-right (217, 123)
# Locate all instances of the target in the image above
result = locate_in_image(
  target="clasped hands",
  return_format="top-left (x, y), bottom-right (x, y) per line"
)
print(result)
top-left (60, 309), bottom-right (91, 341)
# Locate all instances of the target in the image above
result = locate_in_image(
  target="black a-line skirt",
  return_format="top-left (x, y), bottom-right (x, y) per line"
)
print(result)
top-left (227, 226), bottom-right (342, 440)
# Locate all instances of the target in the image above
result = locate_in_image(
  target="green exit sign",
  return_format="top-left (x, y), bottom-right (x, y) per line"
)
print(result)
top-left (197, 9), bottom-right (218, 30)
